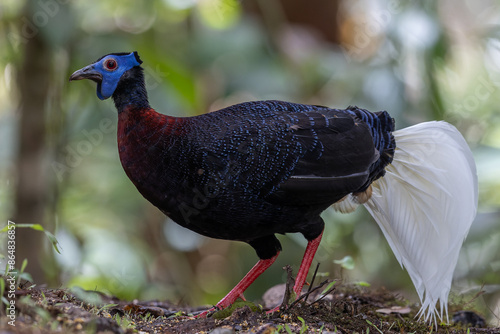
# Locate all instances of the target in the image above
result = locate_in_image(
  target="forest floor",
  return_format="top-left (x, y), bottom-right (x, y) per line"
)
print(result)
top-left (0, 274), bottom-right (498, 334)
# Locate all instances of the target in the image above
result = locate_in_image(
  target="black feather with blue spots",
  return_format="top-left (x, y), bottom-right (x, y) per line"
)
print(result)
top-left (345, 105), bottom-right (396, 191)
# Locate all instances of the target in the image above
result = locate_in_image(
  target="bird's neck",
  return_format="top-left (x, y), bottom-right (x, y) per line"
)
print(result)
top-left (116, 103), bottom-right (188, 173)
top-left (112, 66), bottom-right (151, 112)
top-left (113, 66), bottom-right (190, 204)
top-left (117, 104), bottom-right (189, 211)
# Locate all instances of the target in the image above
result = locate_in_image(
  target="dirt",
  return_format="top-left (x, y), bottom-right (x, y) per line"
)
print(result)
top-left (0, 278), bottom-right (498, 334)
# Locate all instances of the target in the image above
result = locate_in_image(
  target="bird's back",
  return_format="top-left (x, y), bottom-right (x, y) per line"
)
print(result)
top-left (117, 100), bottom-right (395, 243)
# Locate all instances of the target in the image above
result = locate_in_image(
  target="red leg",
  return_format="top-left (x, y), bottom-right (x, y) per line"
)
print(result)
top-left (293, 231), bottom-right (323, 296)
top-left (196, 253), bottom-right (279, 318)
top-left (266, 230), bottom-right (323, 314)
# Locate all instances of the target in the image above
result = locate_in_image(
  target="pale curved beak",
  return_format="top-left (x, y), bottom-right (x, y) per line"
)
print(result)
top-left (69, 64), bottom-right (102, 82)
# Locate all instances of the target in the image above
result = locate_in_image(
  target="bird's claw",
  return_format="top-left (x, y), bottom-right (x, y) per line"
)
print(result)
top-left (195, 292), bottom-right (248, 318)
top-left (265, 305), bottom-right (282, 315)
top-left (194, 309), bottom-right (211, 318)
top-left (193, 302), bottom-right (228, 318)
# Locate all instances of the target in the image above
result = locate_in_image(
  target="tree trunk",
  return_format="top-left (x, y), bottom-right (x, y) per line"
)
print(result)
top-left (12, 2), bottom-right (53, 283)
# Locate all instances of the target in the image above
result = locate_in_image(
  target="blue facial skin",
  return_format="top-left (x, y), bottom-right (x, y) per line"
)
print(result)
top-left (93, 52), bottom-right (141, 100)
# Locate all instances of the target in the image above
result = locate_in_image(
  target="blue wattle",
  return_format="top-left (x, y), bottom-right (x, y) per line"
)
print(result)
top-left (96, 82), bottom-right (106, 100)
top-left (99, 79), bottom-right (119, 100)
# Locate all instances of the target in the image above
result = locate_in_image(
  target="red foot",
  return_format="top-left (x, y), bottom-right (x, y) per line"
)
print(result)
top-left (195, 308), bottom-right (213, 318)
top-left (196, 230), bottom-right (324, 318)
top-left (266, 305), bottom-right (281, 314)
top-left (267, 231), bottom-right (324, 315)
top-left (292, 231), bottom-right (323, 296)
top-left (195, 254), bottom-right (279, 318)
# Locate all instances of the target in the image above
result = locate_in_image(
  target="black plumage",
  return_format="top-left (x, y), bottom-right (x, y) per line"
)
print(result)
top-left (118, 99), bottom-right (395, 259)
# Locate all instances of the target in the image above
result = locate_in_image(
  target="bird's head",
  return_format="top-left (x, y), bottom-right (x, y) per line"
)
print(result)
top-left (69, 51), bottom-right (142, 100)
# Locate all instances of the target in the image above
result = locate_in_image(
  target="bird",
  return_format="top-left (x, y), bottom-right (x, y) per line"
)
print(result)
top-left (69, 51), bottom-right (478, 324)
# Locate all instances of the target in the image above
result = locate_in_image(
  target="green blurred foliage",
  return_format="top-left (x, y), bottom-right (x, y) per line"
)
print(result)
top-left (0, 0), bottom-right (499, 326)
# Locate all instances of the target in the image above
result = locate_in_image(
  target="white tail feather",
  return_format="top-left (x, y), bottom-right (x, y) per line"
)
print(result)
top-left (332, 194), bottom-right (358, 213)
top-left (363, 121), bottom-right (478, 324)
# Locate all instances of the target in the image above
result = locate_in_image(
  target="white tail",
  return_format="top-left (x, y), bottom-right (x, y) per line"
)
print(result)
top-left (335, 121), bottom-right (478, 324)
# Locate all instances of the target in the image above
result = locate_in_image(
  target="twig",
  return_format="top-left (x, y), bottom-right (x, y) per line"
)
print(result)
top-left (311, 280), bottom-right (337, 305)
top-left (304, 262), bottom-right (320, 303)
top-left (288, 279), bottom-right (330, 310)
top-left (463, 283), bottom-right (486, 307)
top-left (280, 265), bottom-right (295, 310)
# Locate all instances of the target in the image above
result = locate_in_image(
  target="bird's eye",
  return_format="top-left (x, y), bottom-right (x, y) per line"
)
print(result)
top-left (104, 58), bottom-right (118, 71)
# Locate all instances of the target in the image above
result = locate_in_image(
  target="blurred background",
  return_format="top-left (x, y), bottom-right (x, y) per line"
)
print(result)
top-left (1, 0), bottom-right (499, 326)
